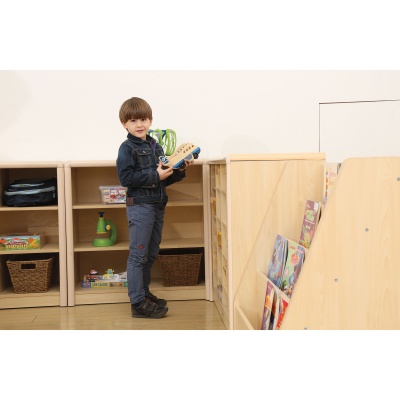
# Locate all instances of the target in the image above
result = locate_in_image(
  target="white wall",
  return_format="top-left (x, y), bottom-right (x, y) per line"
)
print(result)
top-left (320, 100), bottom-right (400, 162)
top-left (1, 70), bottom-right (400, 162)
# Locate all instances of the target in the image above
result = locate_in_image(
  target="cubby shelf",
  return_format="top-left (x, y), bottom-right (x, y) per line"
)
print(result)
top-left (64, 160), bottom-right (210, 306)
top-left (0, 162), bottom-right (67, 309)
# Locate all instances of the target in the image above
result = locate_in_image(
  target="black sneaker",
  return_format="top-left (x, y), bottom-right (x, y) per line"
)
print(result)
top-left (131, 298), bottom-right (168, 319)
top-left (146, 292), bottom-right (167, 307)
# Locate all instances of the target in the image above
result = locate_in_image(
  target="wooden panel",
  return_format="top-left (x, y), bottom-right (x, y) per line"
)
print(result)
top-left (229, 160), bottom-right (287, 296)
top-left (281, 157), bottom-right (400, 329)
top-left (232, 158), bottom-right (325, 329)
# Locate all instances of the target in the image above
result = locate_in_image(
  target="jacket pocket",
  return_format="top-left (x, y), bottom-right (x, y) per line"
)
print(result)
top-left (135, 149), bottom-right (152, 169)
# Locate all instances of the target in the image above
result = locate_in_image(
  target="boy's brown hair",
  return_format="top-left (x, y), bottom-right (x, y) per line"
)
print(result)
top-left (119, 97), bottom-right (153, 123)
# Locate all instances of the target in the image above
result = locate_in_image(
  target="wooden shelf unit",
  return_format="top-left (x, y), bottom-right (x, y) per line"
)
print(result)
top-left (0, 162), bottom-right (67, 308)
top-left (208, 153), bottom-right (326, 329)
top-left (280, 157), bottom-right (400, 329)
top-left (64, 160), bottom-right (211, 306)
top-left (233, 156), bottom-right (400, 330)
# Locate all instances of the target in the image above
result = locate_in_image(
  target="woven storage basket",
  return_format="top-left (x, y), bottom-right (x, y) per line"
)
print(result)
top-left (6, 257), bottom-right (53, 293)
top-left (158, 253), bottom-right (202, 286)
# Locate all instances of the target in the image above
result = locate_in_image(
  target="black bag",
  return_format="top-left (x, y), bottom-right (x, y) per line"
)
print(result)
top-left (3, 178), bottom-right (58, 207)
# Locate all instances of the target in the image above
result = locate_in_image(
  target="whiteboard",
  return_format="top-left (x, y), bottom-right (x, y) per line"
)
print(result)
top-left (319, 100), bottom-right (400, 162)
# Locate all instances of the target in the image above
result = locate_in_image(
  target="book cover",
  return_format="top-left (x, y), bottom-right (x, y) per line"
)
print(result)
top-left (280, 240), bottom-right (305, 298)
top-left (275, 298), bottom-right (289, 330)
top-left (267, 234), bottom-right (288, 288)
top-left (268, 289), bottom-right (280, 330)
top-left (322, 162), bottom-right (341, 205)
top-left (299, 200), bottom-right (321, 249)
top-left (261, 281), bottom-right (275, 330)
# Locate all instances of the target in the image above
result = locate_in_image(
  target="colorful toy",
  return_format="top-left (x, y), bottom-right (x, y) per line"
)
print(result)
top-left (103, 268), bottom-right (115, 279)
top-left (84, 268), bottom-right (126, 282)
top-left (159, 142), bottom-right (201, 169)
top-left (92, 211), bottom-right (117, 247)
top-left (148, 129), bottom-right (177, 156)
top-left (87, 269), bottom-right (98, 281)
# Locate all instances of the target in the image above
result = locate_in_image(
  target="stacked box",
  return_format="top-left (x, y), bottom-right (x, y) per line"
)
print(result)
top-left (0, 232), bottom-right (46, 251)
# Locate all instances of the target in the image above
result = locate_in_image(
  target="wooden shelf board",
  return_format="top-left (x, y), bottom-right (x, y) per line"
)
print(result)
top-left (74, 241), bottom-right (130, 252)
top-left (73, 203), bottom-right (125, 210)
top-left (0, 243), bottom-right (60, 255)
top-left (0, 205), bottom-right (59, 212)
top-left (0, 286), bottom-right (61, 309)
top-left (234, 305), bottom-right (255, 330)
top-left (72, 201), bottom-right (204, 209)
top-left (73, 278), bottom-right (206, 305)
top-left (74, 239), bottom-right (204, 252)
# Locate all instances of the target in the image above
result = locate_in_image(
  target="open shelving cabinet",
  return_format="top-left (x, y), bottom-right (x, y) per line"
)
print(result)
top-left (208, 153), bottom-right (325, 329)
top-left (0, 162), bottom-right (67, 308)
top-left (64, 160), bottom-right (210, 306)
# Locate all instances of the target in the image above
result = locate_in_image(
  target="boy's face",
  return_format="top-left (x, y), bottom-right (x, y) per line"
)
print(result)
top-left (122, 118), bottom-right (152, 140)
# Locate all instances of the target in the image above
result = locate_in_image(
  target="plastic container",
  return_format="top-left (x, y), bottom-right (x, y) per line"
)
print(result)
top-left (99, 186), bottom-right (127, 204)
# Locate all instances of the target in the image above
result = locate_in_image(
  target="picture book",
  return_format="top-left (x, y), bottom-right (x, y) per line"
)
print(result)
top-left (267, 234), bottom-right (288, 288)
top-left (322, 162), bottom-right (342, 205)
top-left (299, 200), bottom-right (321, 249)
top-left (280, 240), bottom-right (306, 298)
top-left (261, 281), bottom-right (275, 330)
top-left (275, 298), bottom-right (289, 330)
top-left (268, 289), bottom-right (280, 330)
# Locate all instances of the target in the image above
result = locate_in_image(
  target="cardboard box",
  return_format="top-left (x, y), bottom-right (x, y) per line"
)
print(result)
top-left (99, 186), bottom-right (127, 204)
top-left (0, 232), bottom-right (46, 251)
top-left (28, 226), bottom-right (58, 243)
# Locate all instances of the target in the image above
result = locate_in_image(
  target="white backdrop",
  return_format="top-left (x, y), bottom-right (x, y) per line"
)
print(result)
top-left (320, 100), bottom-right (400, 162)
top-left (1, 70), bottom-right (400, 163)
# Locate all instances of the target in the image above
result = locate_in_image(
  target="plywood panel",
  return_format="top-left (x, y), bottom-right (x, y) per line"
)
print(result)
top-left (281, 157), bottom-right (400, 329)
top-left (231, 157), bottom-right (325, 329)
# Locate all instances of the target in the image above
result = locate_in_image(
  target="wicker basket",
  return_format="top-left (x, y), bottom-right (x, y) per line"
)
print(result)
top-left (158, 253), bottom-right (202, 286)
top-left (6, 257), bottom-right (53, 293)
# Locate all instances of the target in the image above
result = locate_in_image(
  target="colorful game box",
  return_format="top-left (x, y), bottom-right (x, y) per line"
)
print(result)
top-left (0, 232), bottom-right (46, 251)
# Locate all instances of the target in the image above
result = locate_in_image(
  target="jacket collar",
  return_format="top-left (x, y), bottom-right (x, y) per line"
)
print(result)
top-left (126, 132), bottom-right (156, 145)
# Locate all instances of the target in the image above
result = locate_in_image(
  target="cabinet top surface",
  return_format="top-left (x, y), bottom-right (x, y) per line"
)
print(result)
top-left (0, 161), bottom-right (64, 168)
top-left (207, 152), bottom-right (326, 163)
top-left (64, 159), bottom-right (207, 167)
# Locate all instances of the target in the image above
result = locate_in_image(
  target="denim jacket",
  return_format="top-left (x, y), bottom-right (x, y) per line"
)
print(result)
top-left (116, 133), bottom-right (185, 204)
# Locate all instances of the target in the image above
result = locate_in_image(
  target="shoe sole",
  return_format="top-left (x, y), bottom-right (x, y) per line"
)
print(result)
top-left (131, 312), bottom-right (167, 319)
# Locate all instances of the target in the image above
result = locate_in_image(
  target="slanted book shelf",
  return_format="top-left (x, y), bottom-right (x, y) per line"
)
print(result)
top-left (235, 156), bottom-right (400, 330)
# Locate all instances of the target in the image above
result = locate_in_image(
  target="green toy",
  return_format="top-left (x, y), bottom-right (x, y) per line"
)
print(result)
top-left (148, 129), bottom-right (177, 156)
top-left (92, 211), bottom-right (117, 247)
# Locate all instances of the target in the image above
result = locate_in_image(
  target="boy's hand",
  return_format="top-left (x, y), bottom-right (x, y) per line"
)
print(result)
top-left (157, 162), bottom-right (174, 180)
top-left (178, 159), bottom-right (194, 171)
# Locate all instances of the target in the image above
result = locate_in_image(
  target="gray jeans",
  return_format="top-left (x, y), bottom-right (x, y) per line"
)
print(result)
top-left (126, 202), bottom-right (166, 304)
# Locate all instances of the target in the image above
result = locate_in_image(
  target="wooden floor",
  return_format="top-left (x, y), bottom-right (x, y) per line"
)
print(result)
top-left (0, 299), bottom-right (226, 330)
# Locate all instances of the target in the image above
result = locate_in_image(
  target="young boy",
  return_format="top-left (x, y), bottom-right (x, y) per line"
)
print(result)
top-left (116, 97), bottom-right (193, 318)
